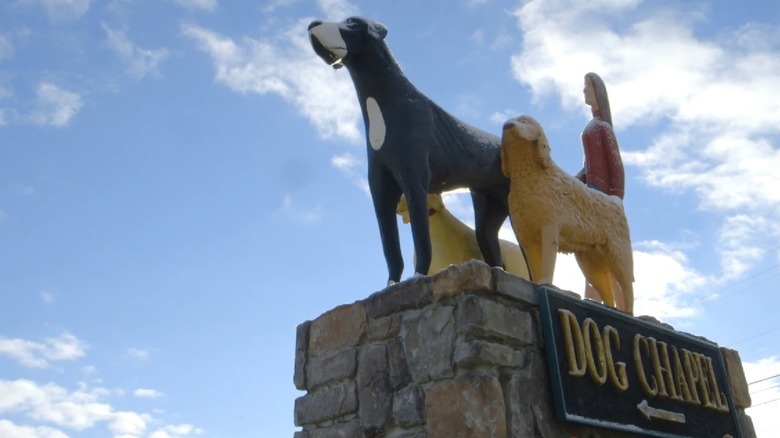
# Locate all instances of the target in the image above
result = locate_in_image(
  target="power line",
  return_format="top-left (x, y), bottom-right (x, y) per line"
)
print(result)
top-left (728, 325), bottom-right (780, 347)
top-left (751, 383), bottom-right (780, 394)
top-left (692, 264), bottom-right (780, 307)
top-left (749, 373), bottom-right (780, 386)
top-left (750, 396), bottom-right (780, 408)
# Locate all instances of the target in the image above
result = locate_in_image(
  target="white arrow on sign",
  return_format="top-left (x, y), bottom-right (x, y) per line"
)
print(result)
top-left (637, 400), bottom-right (686, 424)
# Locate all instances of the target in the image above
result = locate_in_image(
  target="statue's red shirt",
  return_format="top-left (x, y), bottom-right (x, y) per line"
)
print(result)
top-left (576, 117), bottom-right (625, 199)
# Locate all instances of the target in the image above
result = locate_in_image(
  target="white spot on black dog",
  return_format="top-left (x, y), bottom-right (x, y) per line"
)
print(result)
top-left (366, 97), bottom-right (386, 150)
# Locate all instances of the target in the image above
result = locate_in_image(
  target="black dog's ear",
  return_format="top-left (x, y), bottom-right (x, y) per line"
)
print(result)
top-left (367, 20), bottom-right (387, 40)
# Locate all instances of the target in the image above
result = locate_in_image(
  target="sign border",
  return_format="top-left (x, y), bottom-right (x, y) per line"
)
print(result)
top-left (537, 285), bottom-right (743, 438)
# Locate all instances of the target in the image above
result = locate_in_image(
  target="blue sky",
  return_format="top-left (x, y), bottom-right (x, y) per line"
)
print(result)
top-left (1, 0), bottom-right (779, 437)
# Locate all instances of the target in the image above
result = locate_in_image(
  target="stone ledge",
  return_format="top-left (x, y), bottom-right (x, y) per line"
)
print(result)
top-left (457, 294), bottom-right (534, 347)
top-left (294, 381), bottom-right (357, 426)
top-left (293, 261), bottom-right (755, 438)
top-left (365, 276), bottom-right (433, 318)
top-left (432, 259), bottom-right (493, 300)
top-left (309, 302), bottom-right (367, 358)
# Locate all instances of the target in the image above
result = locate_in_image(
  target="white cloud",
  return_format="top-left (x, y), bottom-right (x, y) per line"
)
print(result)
top-left (103, 24), bottom-right (170, 79)
top-left (435, 191), bottom-right (708, 322)
top-left (110, 411), bottom-right (149, 436)
top-left (260, 0), bottom-right (296, 14)
top-left (126, 348), bottom-right (149, 360)
top-left (170, 0), bottom-right (216, 11)
top-left (490, 110), bottom-right (519, 125)
top-left (133, 388), bottom-right (164, 399)
top-left (331, 153), bottom-right (369, 195)
top-left (0, 332), bottom-right (87, 368)
top-left (0, 380), bottom-right (113, 430)
top-left (509, 0), bottom-right (780, 285)
top-left (40, 292), bottom-right (55, 305)
top-left (315, 0), bottom-right (358, 21)
top-left (182, 17), bottom-right (362, 143)
top-left (0, 333), bottom-right (200, 437)
top-left (11, 182), bottom-right (36, 195)
top-left (0, 85), bottom-right (13, 99)
top-left (22, 0), bottom-right (92, 21)
top-left (278, 194), bottom-right (322, 225)
top-left (0, 36), bottom-right (13, 60)
top-left (743, 356), bottom-right (780, 437)
top-left (548, 242), bottom-right (707, 322)
top-left (30, 83), bottom-right (82, 128)
top-left (0, 379), bottom-right (159, 436)
top-left (148, 423), bottom-right (204, 438)
top-left (0, 108), bottom-right (14, 126)
top-left (0, 419), bottom-right (68, 438)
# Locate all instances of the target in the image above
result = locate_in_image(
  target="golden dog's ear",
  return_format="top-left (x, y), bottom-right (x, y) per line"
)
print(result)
top-left (536, 130), bottom-right (553, 169)
top-left (501, 141), bottom-right (510, 177)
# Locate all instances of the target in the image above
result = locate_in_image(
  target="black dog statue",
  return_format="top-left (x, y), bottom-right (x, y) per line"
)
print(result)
top-left (308, 17), bottom-right (510, 285)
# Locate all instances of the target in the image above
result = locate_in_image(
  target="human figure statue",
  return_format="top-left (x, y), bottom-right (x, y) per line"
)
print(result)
top-left (576, 72), bottom-right (626, 309)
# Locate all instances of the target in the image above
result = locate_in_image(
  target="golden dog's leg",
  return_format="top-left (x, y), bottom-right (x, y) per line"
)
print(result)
top-left (523, 241), bottom-right (545, 284)
top-left (587, 274), bottom-right (625, 309)
top-left (619, 279), bottom-right (634, 315)
top-left (539, 225), bottom-right (559, 284)
top-left (609, 273), bottom-right (625, 310)
top-left (575, 253), bottom-right (615, 308)
top-left (584, 282), bottom-right (600, 301)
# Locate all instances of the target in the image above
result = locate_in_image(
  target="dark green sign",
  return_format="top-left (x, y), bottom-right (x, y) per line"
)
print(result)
top-left (538, 286), bottom-right (742, 438)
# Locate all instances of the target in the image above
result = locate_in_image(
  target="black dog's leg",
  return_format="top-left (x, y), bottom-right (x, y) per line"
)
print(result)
top-left (472, 191), bottom-right (507, 268)
top-left (404, 185), bottom-right (432, 276)
top-left (369, 165), bottom-right (404, 284)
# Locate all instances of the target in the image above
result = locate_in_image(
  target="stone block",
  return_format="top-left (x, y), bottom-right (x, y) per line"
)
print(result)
top-left (457, 294), bottom-right (534, 346)
top-left (393, 384), bottom-right (425, 427)
top-left (295, 321), bottom-right (311, 390)
top-left (368, 313), bottom-right (403, 341)
top-left (721, 347), bottom-right (751, 408)
top-left (305, 419), bottom-right (363, 438)
top-left (357, 344), bottom-right (392, 433)
top-left (309, 302), bottom-right (366, 358)
top-left (393, 432), bottom-right (427, 438)
top-left (637, 314), bottom-right (675, 331)
top-left (387, 336), bottom-right (411, 390)
top-left (432, 259), bottom-right (493, 300)
top-left (402, 305), bottom-right (456, 382)
top-left (294, 381), bottom-right (357, 426)
top-left (492, 267), bottom-right (537, 306)
top-left (293, 431), bottom-right (307, 438)
top-left (425, 375), bottom-right (506, 438)
top-left (365, 276), bottom-right (433, 318)
top-left (739, 409), bottom-right (757, 438)
top-left (454, 339), bottom-right (524, 369)
top-left (306, 347), bottom-right (357, 390)
top-left (504, 350), bottom-right (555, 438)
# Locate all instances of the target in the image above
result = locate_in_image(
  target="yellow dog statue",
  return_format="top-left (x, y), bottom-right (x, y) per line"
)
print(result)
top-left (501, 115), bottom-right (634, 314)
top-left (397, 193), bottom-right (530, 279)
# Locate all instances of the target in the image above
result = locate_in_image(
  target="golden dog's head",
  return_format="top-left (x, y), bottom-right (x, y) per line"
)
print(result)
top-left (396, 193), bottom-right (446, 224)
top-left (501, 115), bottom-right (552, 170)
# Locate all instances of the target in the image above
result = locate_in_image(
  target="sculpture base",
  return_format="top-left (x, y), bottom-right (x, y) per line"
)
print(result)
top-left (293, 260), bottom-right (756, 438)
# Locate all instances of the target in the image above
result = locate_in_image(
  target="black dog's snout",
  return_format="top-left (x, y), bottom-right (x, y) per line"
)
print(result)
top-left (308, 20), bottom-right (323, 31)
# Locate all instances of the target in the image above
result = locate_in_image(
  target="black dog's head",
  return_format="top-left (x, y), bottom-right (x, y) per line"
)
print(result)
top-left (308, 17), bottom-right (388, 69)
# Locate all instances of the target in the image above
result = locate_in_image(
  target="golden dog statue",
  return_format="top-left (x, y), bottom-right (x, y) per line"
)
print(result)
top-left (397, 193), bottom-right (530, 279)
top-left (501, 115), bottom-right (634, 314)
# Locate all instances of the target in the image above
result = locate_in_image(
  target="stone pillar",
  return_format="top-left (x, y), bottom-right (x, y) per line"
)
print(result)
top-left (292, 260), bottom-right (755, 438)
